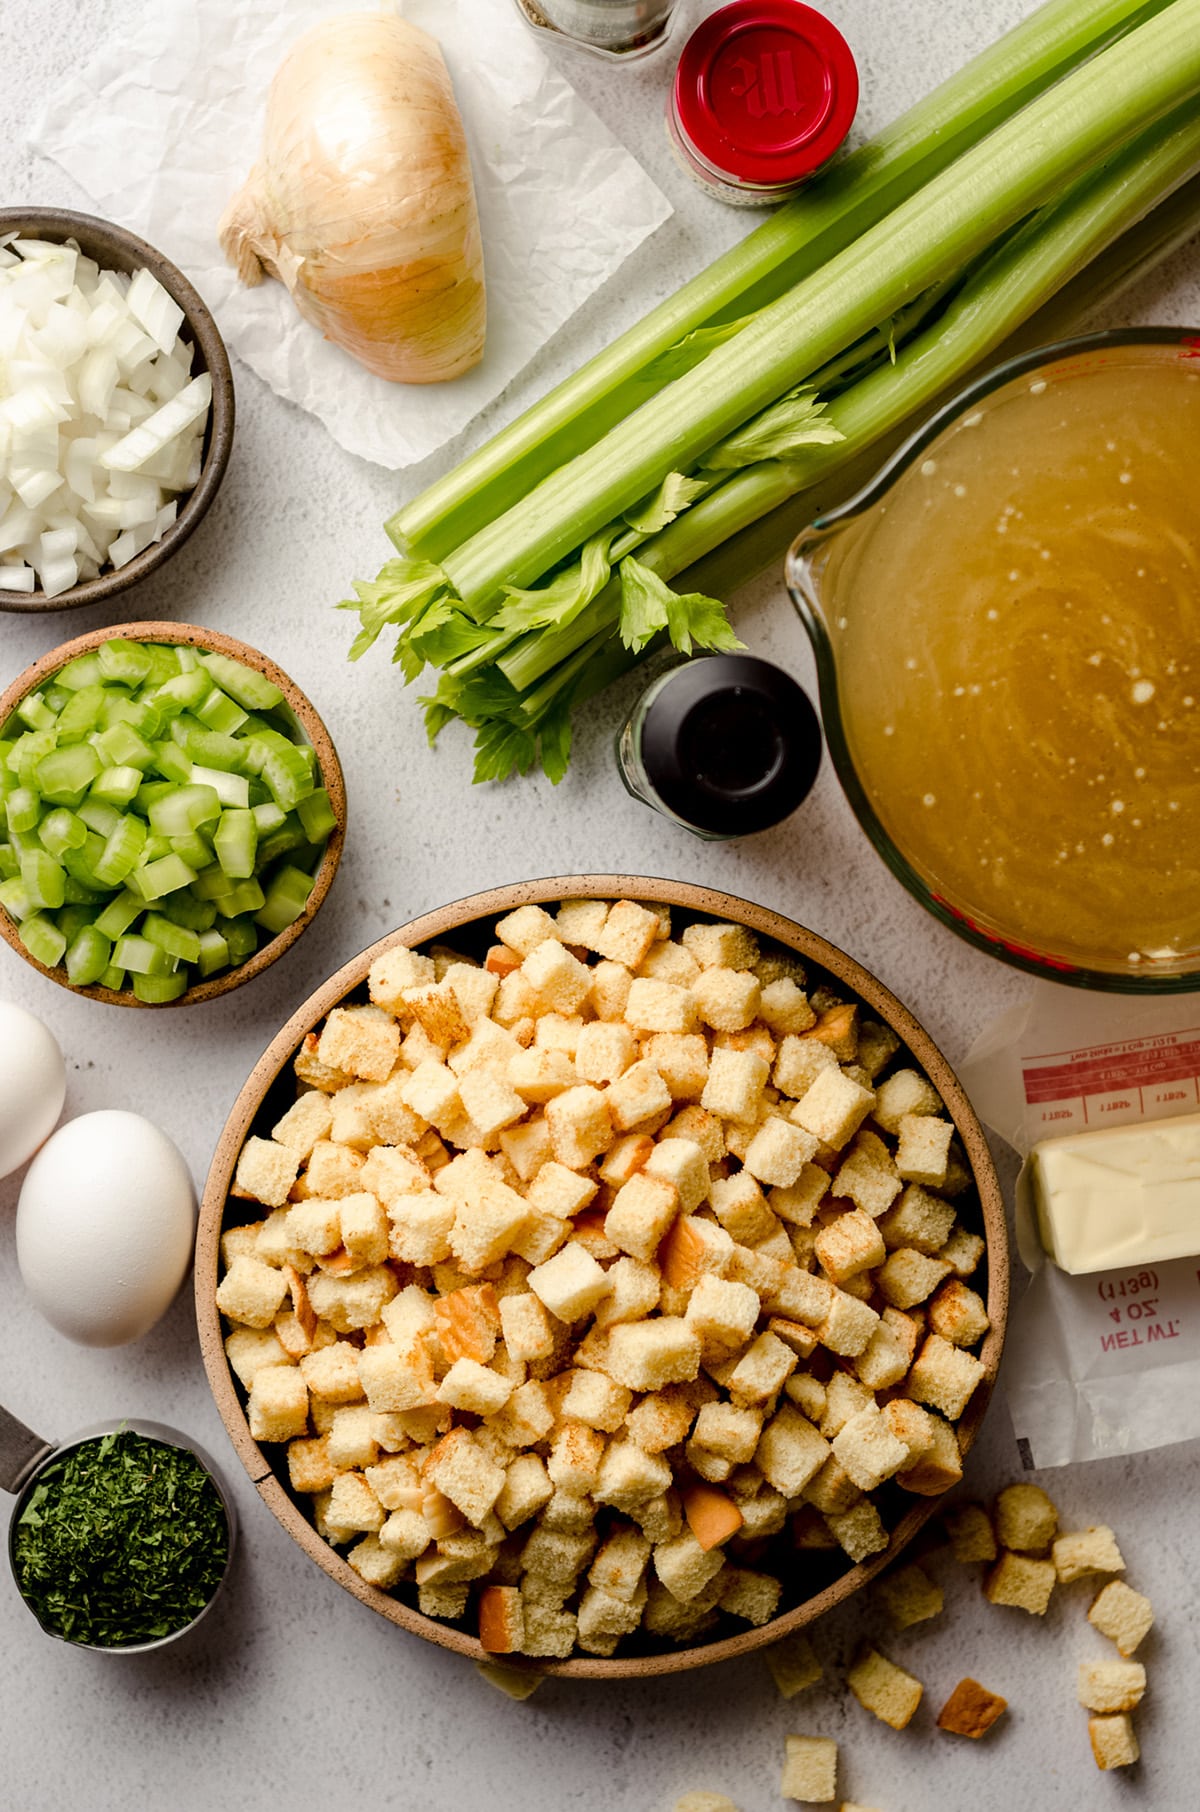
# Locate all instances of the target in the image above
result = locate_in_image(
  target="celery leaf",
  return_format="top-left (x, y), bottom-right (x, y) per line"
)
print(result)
top-left (641, 312), bottom-right (760, 386)
top-left (472, 718), bottom-right (539, 785)
top-left (702, 387), bottom-right (844, 471)
top-left (623, 471), bottom-right (710, 536)
top-left (618, 556), bottom-right (744, 657)
top-left (338, 557), bottom-right (450, 660)
top-left (491, 532), bottom-right (613, 635)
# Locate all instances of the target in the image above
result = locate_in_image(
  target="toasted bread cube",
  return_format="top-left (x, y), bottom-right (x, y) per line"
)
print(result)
top-left (451, 1183), bottom-right (531, 1274)
top-left (247, 1365), bottom-right (309, 1442)
top-left (832, 1404), bottom-right (909, 1491)
top-left (592, 898), bottom-right (660, 968)
top-left (366, 943), bottom-right (435, 1012)
top-left (624, 1386), bottom-right (700, 1457)
top-left (848, 1648), bottom-right (923, 1729)
top-left (692, 966), bottom-right (761, 1034)
top-left (418, 1582), bottom-right (470, 1620)
top-left (701, 1047), bottom-right (770, 1123)
top-left (639, 940), bottom-right (700, 987)
top-left (816, 1290), bottom-right (880, 1359)
top-left (498, 1291), bottom-right (557, 1363)
top-left (576, 1581), bottom-right (646, 1649)
top-left (365, 1452), bottom-right (421, 1508)
top-left (831, 1132), bottom-right (902, 1218)
top-left (827, 1498), bottom-right (889, 1562)
top-left (507, 1047), bottom-right (577, 1105)
top-left (945, 1502), bottom-right (997, 1564)
top-left (286, 1434), bottom-right (335, 1496)
top-left (490, 1377), bottom-right (556, 1449)
top-left (928, 1280), bottom-right (989, 1349)
top-left (592, 1255), bottom-right (662, 1328)
top-left (557, 1368), bottom-right (630, 1434)
top-left (773, 1034), bottom-right (839, 1104)
top-left (604, 1171), bottom-right (680, 1263)
top-left (397, 1021), bottom-right (449, 1070)
top-left (852, 1319), bottom-right (910, 1393)
top-left (541, 1085), bottom-right (611, 1170)
top-left (359, 1141), bottom-right (430, 1205)
top-left (659, 1216), bottom-right (735, 1295)
top-left (272, 1091), bottom-right (334, 1158)
top-left (336, 1191), bottom-right (388, 1267)
top-left (727, 1331), bottom-right (797, 1405)
top-left (225, 1326), bottom-right (291, 1388)
top-left (938, 1226), bottom-right (985, 1278)
top-left (682, 921), bottom-right (759, 972)
top-left (356, 1343), bottom-right (435, 1414)
top-left (765, 1633), bottom-right (822, 1699)
top-left (326, 1404), bottom-right (382, 1471)
top-left (895, 1113), bottom-right (954, 1187)
top-left (444, 961), bottom-right (504, 1025)
top-left (495, 1452), bottom-right (554, 1530)
top-left (878, 1248), bottom-right (953, 1310)
top-left (783, 1371), bottom-right (825, 1422)
top-left (588, 1526), bottom-right (652, 1604)
top-left (294, 1032), bottom-right (354, 1093)
top-left (878, 1184), bottom-right (956, 1255)
top-left (877, 1561), bottom-right (943, 1629)
top-left (937, 1677), bottom-right (1008, 1738)
top-left (743, 1116), bottom-right (819, 1189)
top-left (520, 1524), bottom-right (595, 1586)
top-left (873, 1068), bottom-right (943, 1134)
top-left (606, 1318), bottom-right (702, 1390)
top-left (495, 903), bottom-right (558, 957)
top-left (718, 1565), bottom-right (781, 1627)
top-left (817, 1373), bottom-right (874, 1439)
top-left (755, 1405), bottom-right (830, 1497)
top-left (522, 938), bottom-right (593, 1015)
top-left (685, 1274), bottom-right (761, 1359)
top-left (780, 1734), bottom-right (837, 1804)
top-left (995, 1483), bottom-right (1058, 1554)
top-left (569, 1022), bottom-right (635, 1088)
top-left (707, 1173), bottom-right (773, 1246)
top-left (386, 1193), bottom-right (455, 1267)
top-left (317, 1005), bottom-right (400, 1083)
top-left (499, 1115), bottom-right (553, 1182)
top-left (300, 1339), bottom-right (365, 1403)
top-left (217, 1254), bottom-right (291, 1329)
top-left (401, 1060), bottom-right (463, 1133)
top-left (758, 978), bottom-right (816, 1037)
top-left (457, 1069), bottom-right (527, 1139)
top-left (437, 1359), bottom-right (515, 1417)
top-left (691, 1400), bottom-right (763, 1466)
top-left (624, 976), bottom-right (698, 1036)
top-left (984, 1550), bottom-right (1056, 1615)
top-left (803, 1457), bottom-right (861, 1518)
top-left (907, 1333), bottom-right (985, 1421)
top-left (528, 1240), bottom-right (613, 1322)
top-left (641, 1138), bottom-right (708, 1213)
top-left (895, 1411), bottom-right (961, 1495)
top-left (593, 1438), bottom-right (674, 1512)
top-left (597, 1132), bottom-right (655, 1189)
top-left (1078, 1660), bottom-right (1146, 1714)
top-left (791, 1069), bottom-right (875, 1149)
top-left (672, 1792), bottom-right (739, 1812)
top-left (434, 1282), bottom-right (501, 1364)
top-left (220, 1223), bottom-right (262, 1270)
top-left (814, 1208), bottom-right (887, 1283)
top-left (427, 1428), bottom-right (507, 1527)
top-left (552, 898), bottom-right (610, 951)
top-left (586, 959), bottom-right (631, 1023)
top-left (643, 1032), bottom-right (710, 1100)
top-left (770, 1167), bottom-right (831, 1229)
top-left (346, 1532), bottom-right (407, 1589)
top-left (234, 1137), bottom-right (301, 1210)
top-left (307, 1265), bottom-right (397, 1332)
top-left (546, 1420), bottom-right (607, 1495)
top-left (475, 1584), bottom-right (525, 1656)
top-left (653, 1529), bottom-right (726, 1603)
top-left (1089, 1580), bottom-right (1153, 1656)
top-left (602, 1059), bottom-right (670, 1134)
top-left (1053, 1525), bottom-right (1125, 1584)
top-left (1089, 1713), bottom-right (1140, 1771)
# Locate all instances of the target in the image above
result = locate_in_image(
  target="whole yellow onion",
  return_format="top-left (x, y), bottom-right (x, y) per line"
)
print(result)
top-left (219, 13), bottom-right (486, 384)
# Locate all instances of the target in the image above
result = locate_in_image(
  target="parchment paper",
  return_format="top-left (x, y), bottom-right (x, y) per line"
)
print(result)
top-left (31, 0), bottom-right (672, 470)
top-left (962, 984), bottom-right (1200, 1468)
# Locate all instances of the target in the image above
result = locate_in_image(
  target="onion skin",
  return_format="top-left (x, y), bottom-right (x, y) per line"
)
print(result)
top-left (219, 14), bottom-right (485, 385)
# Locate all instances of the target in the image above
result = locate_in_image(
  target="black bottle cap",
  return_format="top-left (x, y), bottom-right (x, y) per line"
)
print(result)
top-left (639, 654), bottom-right (821, 837)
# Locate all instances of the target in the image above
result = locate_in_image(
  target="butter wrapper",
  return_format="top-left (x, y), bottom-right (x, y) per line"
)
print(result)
top-left (961, 984), bottom-right (1200, 1468)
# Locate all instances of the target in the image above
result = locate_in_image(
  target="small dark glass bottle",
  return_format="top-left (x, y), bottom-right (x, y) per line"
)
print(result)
top-left (616, 654), bottom-right (821, 840)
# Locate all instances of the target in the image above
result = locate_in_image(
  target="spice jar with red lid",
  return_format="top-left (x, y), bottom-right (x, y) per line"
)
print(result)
top-left (668, 0), bottom-right (859, 205)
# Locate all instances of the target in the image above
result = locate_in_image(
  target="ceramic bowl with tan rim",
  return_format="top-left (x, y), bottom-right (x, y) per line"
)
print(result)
top-left (0, 621), bottom-right (345, 1007)
top-left (197, 876), bottom-right (1007, 1681)
top-left (0, 207), bottom-right (235, 615)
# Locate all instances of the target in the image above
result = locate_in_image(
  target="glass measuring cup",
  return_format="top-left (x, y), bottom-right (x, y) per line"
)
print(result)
top-left (1, 1402), bottom-right (237, 1652)
top-left (785, 328), bottom-right (1200, 993)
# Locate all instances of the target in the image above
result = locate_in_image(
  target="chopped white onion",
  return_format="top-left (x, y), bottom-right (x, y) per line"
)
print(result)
top-left (0, 237), bottom-right (211, 596)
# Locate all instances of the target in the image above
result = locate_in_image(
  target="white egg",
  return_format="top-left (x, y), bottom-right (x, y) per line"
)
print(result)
top-left (0, 1001), bottom-right (66, 1180)
top-left (16, 1109), bottom-right (196, 1346)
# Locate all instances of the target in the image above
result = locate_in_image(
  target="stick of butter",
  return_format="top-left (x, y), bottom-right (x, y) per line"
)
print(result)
top-left (1031, 1110), bottom-right (1200, 1274)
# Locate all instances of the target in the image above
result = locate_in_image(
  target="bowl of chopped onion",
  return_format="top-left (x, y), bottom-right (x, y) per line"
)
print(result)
top-left (0, 208), bottom-right (235, 611)
top-left (0, 621), bottom-right (345, 1005)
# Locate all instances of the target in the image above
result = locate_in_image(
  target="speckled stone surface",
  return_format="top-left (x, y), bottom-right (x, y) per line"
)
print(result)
top-left (3, 2), bottom-right (1200, 1807)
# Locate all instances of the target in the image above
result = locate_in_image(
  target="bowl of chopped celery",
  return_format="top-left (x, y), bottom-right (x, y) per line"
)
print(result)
top-left (0, 207), bottom-right (234, 612)
top-left (0, 622), bottom-right (345, 1005)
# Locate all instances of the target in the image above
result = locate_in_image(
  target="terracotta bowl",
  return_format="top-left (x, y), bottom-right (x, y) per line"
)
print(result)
top-left (0, 621), bottom-right (345, 1007)
top-left (0, 207), bottom-right (234, 614)
top-left (197, 876), bottom-right (1007, 1679)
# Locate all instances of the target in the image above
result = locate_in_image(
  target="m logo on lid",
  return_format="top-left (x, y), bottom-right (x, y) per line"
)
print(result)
top-left (727, 50), bottom-right (804, 118)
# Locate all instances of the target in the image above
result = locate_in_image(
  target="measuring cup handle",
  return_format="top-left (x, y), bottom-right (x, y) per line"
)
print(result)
top-left (0, 1403), bottom-right (55, 1497)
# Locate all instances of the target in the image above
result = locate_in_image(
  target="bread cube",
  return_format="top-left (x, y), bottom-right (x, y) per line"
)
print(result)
top-left (300, 1338), bottom-right (364, 1403)
top-left (895, 1411), bottom-right (962, 1495)
top-left (769, 1167), bottom-right (831, 1229)
top-left (717, 1566), bottom-right (781, 1627)
top-left (624, 977), bottom-right (698, 1035)
top-left (317, 1005), bottom-right (400, 1083)
top-left (685, 1274), bottom-right (760, 1359)
top-left (234, 1136), bottom-right (302, 1209)
top-left (755, 1405), bottom-right (830, 1497)
top-left (494, 903), bottom-right (558, 957)
top-left (401, 1060), bottom-right (463, 1133)
top-left (877, 1248), bottom-right (953, 1310)
top-left (1052, 1525), bottom-right (1125, 1584)
top-left (606, 1318), bottom-right (702, 1391)
top-left (877, 1561), bottom-right (943, 1629)
top-left (682, 921), bottom-right (759, 972)
top-left (604, 1171), bottom-right (680, 1263)
top-left (334, 1192), bottom-right (387, 1268)
top-left (878, 1183), bottom-right (957, 1254)
top-left (593, 899), bottom-right (661, 968)
top-left (491, 1379), bottom-right (556, 1450)
top-left (272, 1090), bottom-right (334, 1158)
top-left (873, 1068), bottom-right (943, 1134)
top-left (587, 959), bottom-right (632, 1023)
top-left (653, 1529), bottom-right (725, 1603)
top-left (456, 1069), bottom-right (526, 1139)
top-left (765, 1633), bottom-right (822, 1699)
top-left (528, 1240), bottom-right (613, 1323)
top-left (436, 1358), bottom-right (513, 1417)
top-left (305, 1139), bottom-right (369, 1200)
top-left (507, 1047), bottom-right (577, 1105)
top-left (847, 1647), bottom-right (923, 1729)
top-left (359, 1343), bottom-right (440, 1414)
top-left (907, 1333), bottom-right (985, 1420)
top-left (743, 1116), bottom-right (818, 1189)
top-left (625, 1385), bottom-right (700, 1454)
top-left (248, 1365), bottom-right (310, 1442)
top-left (831, 1132), bottom-right (902, 1218)
top-left (944, 1502), bottom-right (997, 1564)
top-left (586, 1527), bottom-right (651, 1606)
top-left (779, 1734), bottom-right (837, 1804)
top-left (592, 1255), bottom-right (662, 1328)
top-left (561, 1368), bottom-right (632, 1434)
top-left (832, 1403), bottom-right (909, 1491)
top-left (495, 1453), bottom-right (554, 1531)
top-left (1088, 1713), bottom-right (1140, 1771)
top-left (285, 1434), bottom-right (334, 1496)
top-left (576, 1582), bottom-right (646, 1649)
top-left (692, 966), bottom-right (761, 1034)
top-left (641, 1137), bottom-right (708, 1214)
top-left (498, 1291), bottom-right (557, 1363)
top-left (571, 1020), bottom-right (635, 1087)
top-left (427, 1428), bottom-right (507, 1527)
top-left (359, 1142), bottom-right (430, 1206)
top-left (936, 1677), bottom-right (1008, 1739)
top-left (816, 1290), bottom-right (880, 1358)
top-left (217, 1254), bottom-right (290, 1329)
top-left (726, 1332), bottom-right (797, 1405)
top-left (707, 1173), bottom-right (773, 1246)
top-left (546, 1420), bottom-right (607, 1495)
top-left (994, 1482), bottom-right (1058, 1554)
top-left (540, 1085), bottom-right (610, 1169)
top-left (417, 1582), bottom-right (470, 1620)
top-left (852, 1318), bottom-right (911, 1393)
top-left (757, 978), bottom-right (816, 1037)
top-left (639, 941), bottom-right (701, 989)
top-left (326, 1404), bottom-right (382, 1471)
top-left (593, 1439), bottom-right (674, 1512)
top-left (814, 1208), bottom-right (886, 1283)
top-left (1088, 1580), bottom-right (1154, 1656)
top-left (788, 1065), bottom-right (873, 1150)
top-left (450, 1180), bottom-right (531, 1273)
top-left (499, 1116), bottom-right (553, 1182)
top-left (643, 1032), bottom-right (710, 1100)
top-left (826, 1498), bottom-right (889, 1562)
top-left (688, 1400), bottom-right (761, 1467)
top-left (939, 1226), bottom-right (986, 1278)
top-left (895, 1113), bottom-right (954, 1187)
top-left (701, 1047), bottom-right (770, 1122)
top-left (928, 1280), bottom-right (989, 1349)
top-left (984, 1551), bottom-right (1056, 1615)
top-left (1078, 1660), bottom-right (1146, 1714)
top-left (602, 1058), bottom-right (671, 1133)
top-left (225, 1326), bottom-right (292, 1389)
top-left (386, 1192), bottom-right (455, 1266)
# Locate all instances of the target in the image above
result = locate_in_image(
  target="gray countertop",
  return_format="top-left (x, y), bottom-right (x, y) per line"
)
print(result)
top-left (3, 2), bottom-right (1199, 1807)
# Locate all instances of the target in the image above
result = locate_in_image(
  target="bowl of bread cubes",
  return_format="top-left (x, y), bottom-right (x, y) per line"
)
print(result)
top-left (197, 877), bottom-right (1007, 1678)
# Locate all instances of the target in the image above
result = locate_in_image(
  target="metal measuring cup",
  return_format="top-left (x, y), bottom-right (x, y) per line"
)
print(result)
top-left (1, 1402), bottom-right (238, 1653)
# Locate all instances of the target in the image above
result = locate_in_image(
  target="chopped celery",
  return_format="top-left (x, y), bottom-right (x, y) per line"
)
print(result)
top-left (252, 801), bottom-right (288, 836)
top-left (150, 739), bottom-right (194, 784)
top-left (20, 914), bottom-right (67, 968)
top-left (256, 815), bottom-right (308, 866)
top-left (62, 833), bottom-right (107, 891)
top-left (56, 652), bottom-right (104, 691)
top-left (0, 846), bottom-right (19, 880)
top-left (128, 852), bottom-right (197, 901)
top-left (94, 815), bottom-right (147, 887)
top-left (92, 722), bottom-right (155, 771)
top-left (57, 904), bottom-right (98, 945)
top-left (6, 787), bottom-right (41, 833)
top-left (190, 763), bottom-right (249, 808)
top-left (20, 850), bottom-right (66, 910)
top-left (153, 670), bottom-right (211, 715)
top-left (79, 799), bottom-right (121, 838)
top-left (196, 927), bottom-right (229, 975)
top-left (214, 877), bottom-right (265, 916)
top-left (112, 933), bottom-right (175, 976)
top-left (161, 890), bottom-right (217, 932)
top-left (97, 638), bottom-right (151, 686)
top-left (296, 787), bottom-right (338, 842)
top-left (142, 911), bottom-right (201, 963)
top-left (61, 876), bottom-right (104, 905)
top-left (133, 970), bottom-right (188, 1003)
top-left (147, 782), bottom-right (222, 838)
top-left (36, 743), bottom-right (102, 805)
top-left (199, 650), bottom-right (284, 711)
top-left (38, 808), bottom-right (87, 860)
top-left (141, 834), bottom-right (172, 864)
top-left (213, 808), bottom-right (257, 879)
top-left (65, 924), bottom-right (112, 987)
top-left (195, 687), bottom-right (248, 735)
top-left (56, 685), bottom-right (107, 740)
top-left (0, 877), bottom-right (33, 920)
top-left (16, 693), bottom-right (57, 733)
top-left (255, 865), bottom-right (314, 935)
top-left (219, 915), bottom-right (258, 964)
top-left (90, 765), bottom-right (143, 808)
top-left (168, 830), bottom-right (214, 870)
top-left (95, 890), bottom-right (145, 939)
top-left (169, 715), bottom-right (245, 772)
top-left (10, 732), bottom-right (56, 788)
top-left (141, 644), bottom-right (183, 687)
top-left (99, 964), bottom-right (127, 991)
top-left (261, 745), bottom-right (314, 811)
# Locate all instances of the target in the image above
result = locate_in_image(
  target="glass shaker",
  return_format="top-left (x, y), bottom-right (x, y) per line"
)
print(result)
top-left (515, 0), bottom-right (680, 58)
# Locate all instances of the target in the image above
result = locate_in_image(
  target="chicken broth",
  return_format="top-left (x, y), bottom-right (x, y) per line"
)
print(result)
top-left (834, 350), bottom-right (1200, 973)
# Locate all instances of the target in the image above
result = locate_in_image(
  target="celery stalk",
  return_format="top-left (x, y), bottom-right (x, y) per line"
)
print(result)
top-left (441, 0), bottom-right (1200, 613)
top-left (392, 0), bottom-right (1174, 561)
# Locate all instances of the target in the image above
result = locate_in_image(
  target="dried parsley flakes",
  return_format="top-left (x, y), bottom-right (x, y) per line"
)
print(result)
top-left (12, 1427), bottom-right (229, 1647)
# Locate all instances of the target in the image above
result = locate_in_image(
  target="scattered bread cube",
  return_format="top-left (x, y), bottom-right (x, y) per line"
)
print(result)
top-left (936, 1677), bottom-right (1007, 1739)
top-left (994, 1483), bottom-right (1058, 1555)
top-left (1088, 1712), bottom-right (1139, 1771)
top-left (984, 1551), bottom-right (1056, 1616)
top-left (1088, 1580), bottom-right (1153, 1656)
top-left (780, 1735), bottom-right (838, 1805)
top-left (876, 1562), bottom-right (943, 1630)
top-left (765, 1632), bottom-right (823, 1699)
top-left (1078, 1659), bottom-right (1146, 1714)
top-left (847, 1648), bottom-right (923, 1729)
top-left (1052, 1525), bottom-right (1124, 1584)
top-left (944, 1502), bottom-right (997, 1565)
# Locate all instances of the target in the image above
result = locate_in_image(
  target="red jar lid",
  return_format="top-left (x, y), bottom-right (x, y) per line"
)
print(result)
top-left (673, 1), bottom-right (858, 190)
